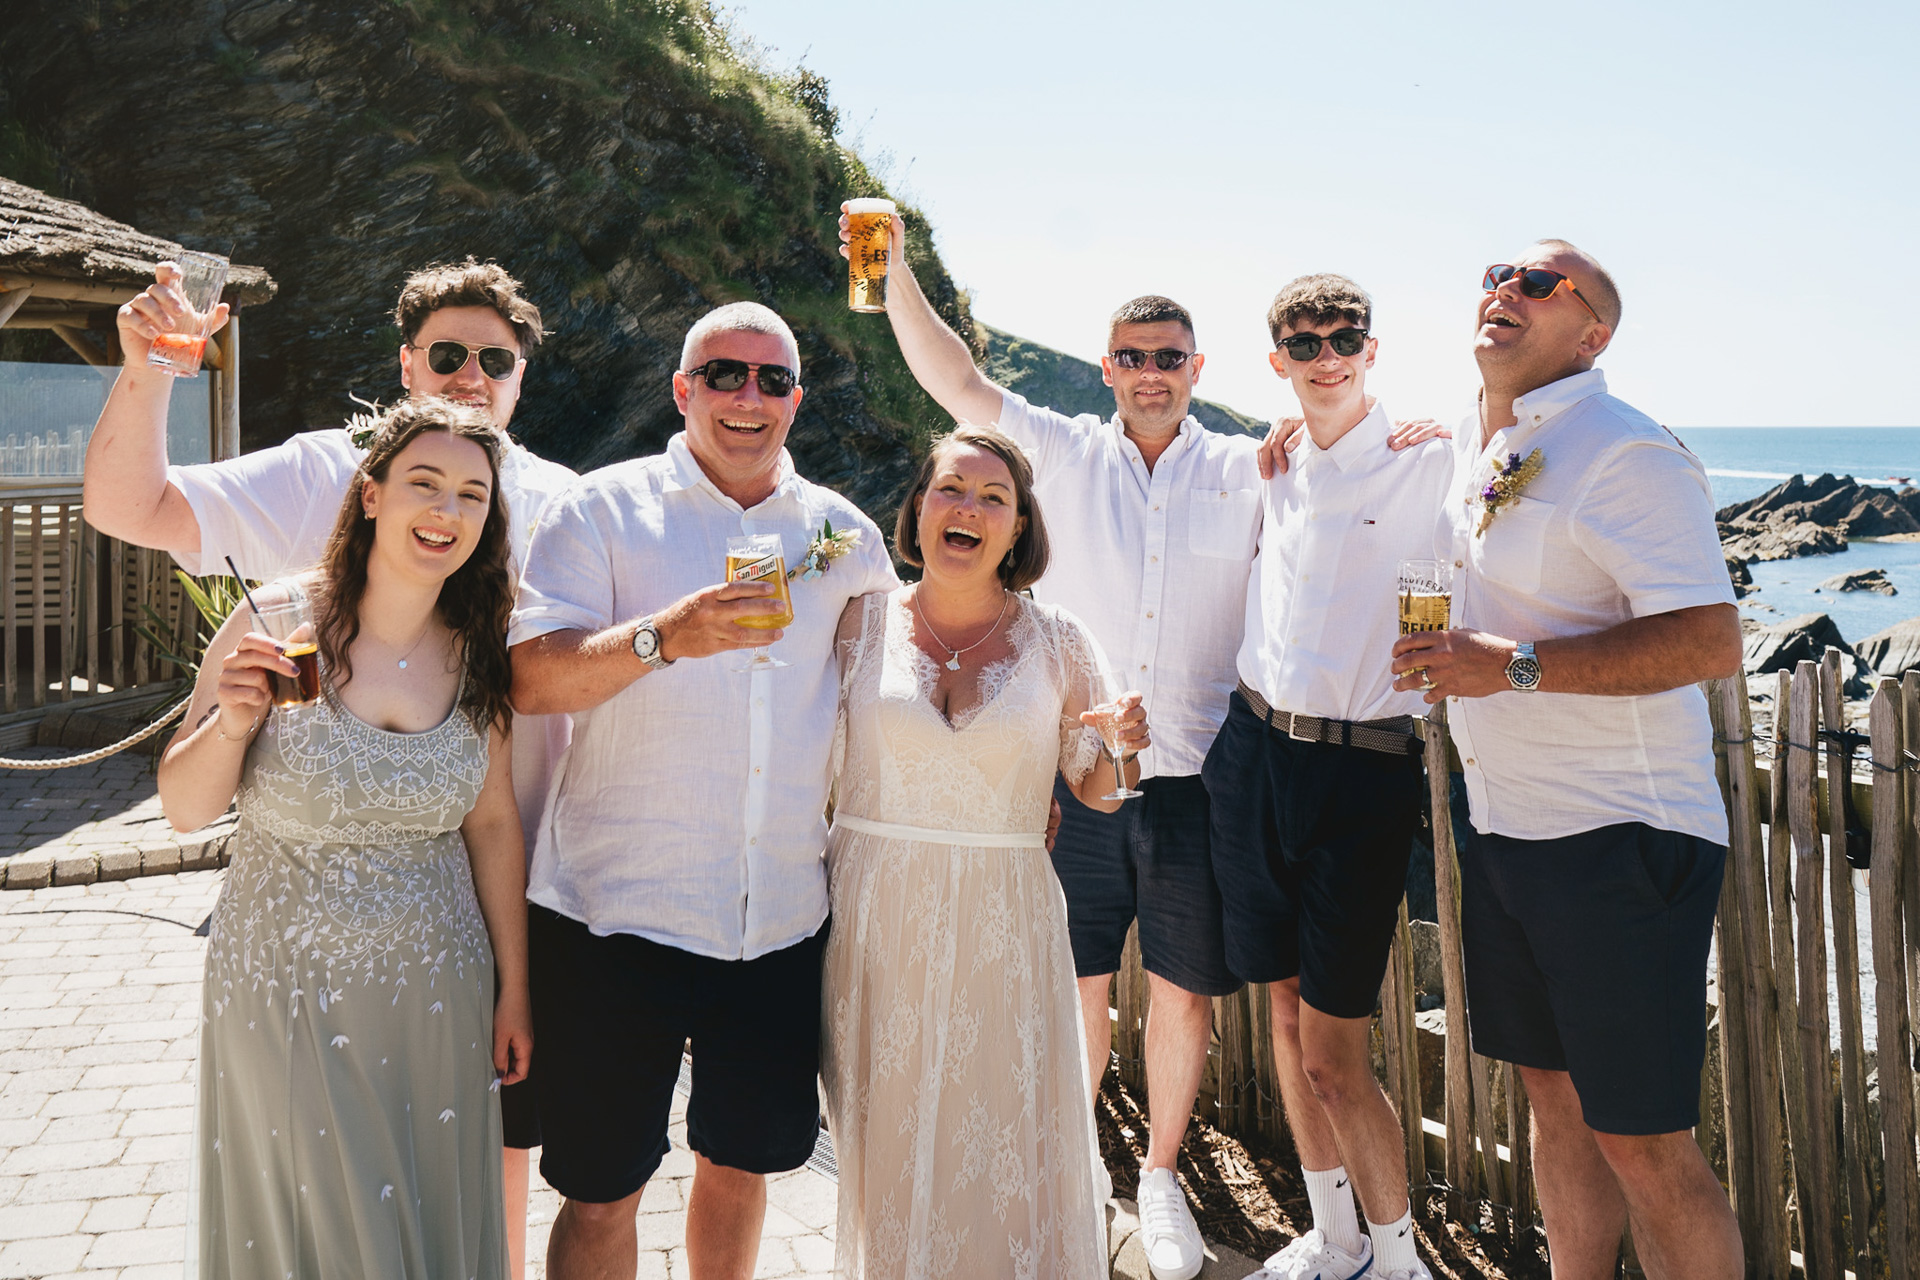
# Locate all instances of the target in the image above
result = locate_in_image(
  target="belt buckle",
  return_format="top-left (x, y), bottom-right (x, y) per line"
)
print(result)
top-left (1287, 714), bottom-right (1318, 744)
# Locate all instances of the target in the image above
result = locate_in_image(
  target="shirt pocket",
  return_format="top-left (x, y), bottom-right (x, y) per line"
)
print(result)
top-left (1476, 495), bottom-right (1555, 594)
top-left (1186, 488), bottom-right (1261, 560)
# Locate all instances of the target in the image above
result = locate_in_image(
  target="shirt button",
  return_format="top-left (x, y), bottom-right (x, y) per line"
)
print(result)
top-left (1145, 611), bottom-right (1154, 619)
top-left (1150, 555), bottom-right (1158, 563)
top-left (1465, 758), bottom-right (1476, 766)
top-left (753, 767), bottom-right (761, 774)
top-left (1139, 664), bottom-right (1148, 672)
top-left (1153, 504), bottom-right (1161, 512)
top-left (1454, 560), bottom-right (1464, 568)
top-left (755, 698), bottom-right (765, 707)
top-left (1302, 574), bottom-right (1310, 582)
top-left (1219, 491), bottom-right (1227, 498)
top-left (749, 837), bottom-right (757, 845)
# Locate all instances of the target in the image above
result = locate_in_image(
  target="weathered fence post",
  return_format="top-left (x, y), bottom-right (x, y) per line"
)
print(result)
top-left (1873, 677), bottom-right (1920, 1279)
top-left (1422, 700), bottom-right (1474, 1212)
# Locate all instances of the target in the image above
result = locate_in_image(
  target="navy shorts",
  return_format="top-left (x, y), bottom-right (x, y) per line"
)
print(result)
top-left (1048, 773), bottom-right (1238, 998)
top-left (1202, 692), bottom-right (1421, 1018)
top-left (1459, 822), bottom-right (1725, 1136)
top-left (527, 904), bottom-right (825, 1203)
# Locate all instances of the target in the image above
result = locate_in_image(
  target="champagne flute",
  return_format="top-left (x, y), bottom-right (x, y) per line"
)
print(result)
top-left (1087, 668), bottom-right (1144, 801)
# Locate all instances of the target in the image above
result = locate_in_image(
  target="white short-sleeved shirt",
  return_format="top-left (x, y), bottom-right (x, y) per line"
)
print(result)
top-left (1237, 403), bottom-right (1454, 722)
top-left (508, 433), bottom-right (899, 961)
top-left (167, 427), bottom-right (579, 847)
top-left (1443, 369), bottom-right (1737, 845)
top-left (995, 390), bottom-right (1262, 778)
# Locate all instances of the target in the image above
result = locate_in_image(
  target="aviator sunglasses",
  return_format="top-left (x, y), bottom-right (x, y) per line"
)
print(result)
top-left (1276, 328), bottom-right (1370, 361)
top-left (683, 358), bottom-right (798, 397)
top-left (410, 340), bottom-right (520, 381)
top-left (1482, 264), bottom-right (1603, 324)
top-left (1109, 347), bottom-right (1194, 372)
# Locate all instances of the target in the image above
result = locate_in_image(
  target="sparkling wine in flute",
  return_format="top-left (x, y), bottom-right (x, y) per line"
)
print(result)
top-left (726, 534), bottom-right (792, 670)
top-left (1088, 669), bottom-right (1143, 801)
top-left (845, 198), bottom-right (896, 313)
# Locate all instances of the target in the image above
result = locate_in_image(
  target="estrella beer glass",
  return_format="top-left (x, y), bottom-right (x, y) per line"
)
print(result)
top-left (845, 198), bottom-right (896, 313)
top-left (1397, 558), bottom-right (1451, 690)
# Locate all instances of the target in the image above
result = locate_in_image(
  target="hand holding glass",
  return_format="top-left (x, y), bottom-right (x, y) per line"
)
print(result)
top-left (1397, 559), bottom-right (1451, 690)
top-left (1084, 669), bottom-right (1146, 801)
top-left (726, 534), bottom-right (793, 671)
top-left (253, 598), bottom-right (320, 709)
top-left (145, 252), bottom-right (231, 378)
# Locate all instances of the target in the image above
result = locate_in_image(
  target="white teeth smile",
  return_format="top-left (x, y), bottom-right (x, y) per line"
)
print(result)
top-left (415, 529), bottom-right (455, 546)
top-left (942, 526), bottom-right (981, 546)
top-left (720, 419), bottom-right (767, 433)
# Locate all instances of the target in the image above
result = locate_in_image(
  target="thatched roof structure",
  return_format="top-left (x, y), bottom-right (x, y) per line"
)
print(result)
top-left (0, 176), bottom-right (274, 305)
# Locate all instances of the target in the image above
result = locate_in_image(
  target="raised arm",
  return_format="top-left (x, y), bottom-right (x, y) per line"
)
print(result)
top-left (838, 204), bottom-right (1003, 427)
top-left (83, 264), bottom-right (225, 553)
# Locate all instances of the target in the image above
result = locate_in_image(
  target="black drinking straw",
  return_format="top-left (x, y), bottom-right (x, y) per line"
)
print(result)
top-left (225, 556), bottom-right (267, 631)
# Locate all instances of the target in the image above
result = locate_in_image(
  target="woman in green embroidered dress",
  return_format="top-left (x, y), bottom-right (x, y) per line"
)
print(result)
top-left (159, 397), bottom-right (531, 1280)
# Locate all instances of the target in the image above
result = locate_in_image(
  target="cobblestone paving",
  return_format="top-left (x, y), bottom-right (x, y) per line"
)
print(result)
top-left (0, 751), bottom-right (231, 890)
top-left (0, 870), bottom-right (836, 1278)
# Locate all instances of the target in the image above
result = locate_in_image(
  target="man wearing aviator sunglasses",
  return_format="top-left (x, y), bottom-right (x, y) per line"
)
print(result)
top-left (841, 204), bottom-right (1253, 1280)
top-left (88, 256), bottom-right (576, 1280)
top-left (1389, 241), bottom-right (1744, 1278)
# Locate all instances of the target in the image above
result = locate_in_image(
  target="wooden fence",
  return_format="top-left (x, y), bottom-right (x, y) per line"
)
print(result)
top-left (1109, 650), bottom-right (1920, 1278)
top-left (1, 495), bottom-right (195, 721)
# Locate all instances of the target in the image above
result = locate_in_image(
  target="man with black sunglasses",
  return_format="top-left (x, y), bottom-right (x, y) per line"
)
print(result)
top-left (1390, 241), bottom-right (1744, 1279)
top-left (86, 255), bottom-right (576, 1280)
top-left (841, 206), bottom-right (1252, 1280)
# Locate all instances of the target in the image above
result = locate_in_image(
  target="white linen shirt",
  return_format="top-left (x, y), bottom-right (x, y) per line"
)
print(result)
top-left (508, 433), bottom-right (899, 961)
top-left (996, 390), bottom-right (1262, 778)
top-left (1443, 369), bottom-right (1736, 846)
top-left (1237, 403), bottom-right (1454, 722)
top-left (167, 427), bottom-right (579, 848)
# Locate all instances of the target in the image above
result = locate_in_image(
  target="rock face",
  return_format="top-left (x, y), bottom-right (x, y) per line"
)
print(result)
top-left (1720, 519), bottom-right (1847, 563)
top-left (1857, 618), bottom-right (1920, 677)
top-left (1815, 569), bottom-right (1897, 595)
top-left (1726, 555), bottom-right (1753, 598)
top-left (1719, 473), bottom-right (1920, 565)
top-left (1742, 612), bottom-right (1852, 673)
top-left (0, 0), bottom-right (987, 526)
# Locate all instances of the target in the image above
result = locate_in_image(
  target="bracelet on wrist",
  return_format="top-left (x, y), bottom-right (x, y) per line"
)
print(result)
top-left (215, 713), bottom-right (261, 741)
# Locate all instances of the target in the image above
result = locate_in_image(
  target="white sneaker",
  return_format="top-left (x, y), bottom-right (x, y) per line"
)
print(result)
top-left (1135, 1166), bottom-right (1205, 1280)
top-left (1373, 1266), bottom-right (1431, 1280)
top-left (1254, 1227), bottom-right (1373, 1280)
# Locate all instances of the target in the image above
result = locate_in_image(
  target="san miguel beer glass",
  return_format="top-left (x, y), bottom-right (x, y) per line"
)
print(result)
top-left (726, 533), bottom-right (793, 670)
top-left (845, 198), bottom-right (896, 313)
top-left (146, 251), bottom-right (230, 378)
top-left (1397, 558), bottom-right (1451, 689)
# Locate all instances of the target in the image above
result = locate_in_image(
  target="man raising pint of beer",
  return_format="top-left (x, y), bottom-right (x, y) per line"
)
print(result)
top-left (844, 206), bottom-right (1255, 1280)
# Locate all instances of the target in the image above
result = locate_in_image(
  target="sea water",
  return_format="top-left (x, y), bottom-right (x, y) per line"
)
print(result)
top-left (1686, 427), bottom-right (1920, 644)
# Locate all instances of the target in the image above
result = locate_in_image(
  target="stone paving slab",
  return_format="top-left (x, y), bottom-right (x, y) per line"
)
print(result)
top-left (0, 751), bottom-right (232, 890)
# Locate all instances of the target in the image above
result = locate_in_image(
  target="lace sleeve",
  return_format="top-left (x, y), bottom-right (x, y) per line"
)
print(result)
top-left (829, 592), bottom-right (883, 790)
top-left (1047, 604), bottom-right (1110, 788)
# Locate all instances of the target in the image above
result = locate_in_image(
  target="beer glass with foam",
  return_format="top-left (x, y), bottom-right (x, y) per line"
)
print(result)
top-left (1397, 559), bottom-right (1451, 689)
top-left (845, 198), bottom-right (896, 313)
top-left (726, 533), bottom-right (793, 671)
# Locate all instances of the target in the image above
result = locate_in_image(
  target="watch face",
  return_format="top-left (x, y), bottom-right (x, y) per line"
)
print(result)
top-left (1508, 657), bottom-right (1541, 690)
top-left (633, 625), bottom-right (659, 661)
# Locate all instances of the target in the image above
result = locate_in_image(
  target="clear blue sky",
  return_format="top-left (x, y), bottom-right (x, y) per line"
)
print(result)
top-left (731, 0), bottom-right (1918, 427)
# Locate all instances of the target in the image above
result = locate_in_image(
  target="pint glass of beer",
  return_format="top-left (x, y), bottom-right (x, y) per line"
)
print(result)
top-left (845, 198), bottom-right (896, 313)
top-left (255, 598), bottom-right (321, 709)
top-left (726, 533), bottom-right (793, 671)
top-left (1397, 559), bottom-right (1451, 690)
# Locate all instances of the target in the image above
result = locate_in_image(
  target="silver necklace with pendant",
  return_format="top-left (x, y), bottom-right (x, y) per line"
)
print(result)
top-left (913, 590), bottom-right (1010, 672)
top-left (394, 622), bottom-right (432, 670)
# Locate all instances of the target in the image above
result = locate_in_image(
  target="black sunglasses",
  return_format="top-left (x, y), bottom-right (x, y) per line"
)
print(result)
top-left (1482, 264), bottom-right (1603, 324)
top-left (411, 340), bottom-right (519, 381)
top-left (683, 358), bottom-right (798, 397)
top-left (1276, 328), bottom-right (1370, 361)
top-left (1109, 347), bottom-right (1193, 372)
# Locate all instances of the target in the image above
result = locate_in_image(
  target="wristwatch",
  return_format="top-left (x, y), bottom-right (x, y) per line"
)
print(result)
top-left (1505, 641), bottom-right (1541, 692)
top-left (632, 615), bottom-right (673, 671)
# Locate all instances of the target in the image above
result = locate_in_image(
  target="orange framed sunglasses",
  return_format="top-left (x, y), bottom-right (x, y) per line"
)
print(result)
top-left (1482, 264), bottom-right (1604, 325)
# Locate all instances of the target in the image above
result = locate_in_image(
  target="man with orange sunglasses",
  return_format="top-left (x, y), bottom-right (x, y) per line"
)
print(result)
top-left (1391, 240), bottom-right (1743, 1279)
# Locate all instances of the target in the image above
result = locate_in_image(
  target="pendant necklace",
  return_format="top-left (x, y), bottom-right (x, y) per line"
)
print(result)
top-left (913, 590), bottom-right (1010, 672)
top-left (393, 621), bottom-right (433, 671)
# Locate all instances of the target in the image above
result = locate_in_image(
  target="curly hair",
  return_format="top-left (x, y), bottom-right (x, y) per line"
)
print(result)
top-left (1266, 274), bottom-right (1372, 345)
top-left (895, 424), bottom-right (1050, 592)
top-left (393, 257), bottom-right (545, 352)
top-left (313, 398), bottom-right (515, 734)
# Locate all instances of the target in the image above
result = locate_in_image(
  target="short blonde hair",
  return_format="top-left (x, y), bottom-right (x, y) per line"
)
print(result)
top-left (679, 302), bottom-right (801, 374)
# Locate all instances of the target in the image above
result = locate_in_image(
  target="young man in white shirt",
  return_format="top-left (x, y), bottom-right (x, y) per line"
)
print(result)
top-left (1206, 276), bottom-right (1446, 1280)
top-left (846, 210), bottom-right (1253, 1280)
top-left (1391, 242), bottom-right (1744, 1279)
top-left (508, 302), bottom-right (898, 1280)
top-left (86, 257), bottom-right (577, 1280)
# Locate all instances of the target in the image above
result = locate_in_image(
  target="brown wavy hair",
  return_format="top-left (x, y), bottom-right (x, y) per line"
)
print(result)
top-left (313, 398), bottom-right (515, 733)
top-left (894, 424), bottom-right (1050, 591)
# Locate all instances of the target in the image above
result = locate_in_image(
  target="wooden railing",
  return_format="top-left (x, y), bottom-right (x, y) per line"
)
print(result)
top-left (1109, 652), bottom-right (1920, 1278)
top-left (2, 494), bottom-right (195, 718)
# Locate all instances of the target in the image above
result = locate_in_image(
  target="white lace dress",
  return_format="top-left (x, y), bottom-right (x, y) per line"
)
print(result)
top-left (821, 591), bottom-right (1108, 1280)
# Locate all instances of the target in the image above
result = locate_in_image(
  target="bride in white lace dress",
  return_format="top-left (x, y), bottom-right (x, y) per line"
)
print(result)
top-left (822, 426), bottom-right (1149, 1280)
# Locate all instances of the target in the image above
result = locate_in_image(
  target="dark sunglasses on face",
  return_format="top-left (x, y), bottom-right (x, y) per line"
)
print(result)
top-left (412, 340), bottom-right (520, 381)
top-left (1276, 328), bottom-right (1370, 362)
top-left (1482, 264), bottom-right (1604, 324)
top-left (683, 358), bottom-right (798, 397)
top-left (1109, 347), bottom-right (1194, 372)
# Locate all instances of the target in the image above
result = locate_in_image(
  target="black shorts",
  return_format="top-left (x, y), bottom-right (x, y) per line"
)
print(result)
top-left (527, 904), bottom-right (825, 1203)
top-left (1048, 772), bottom-right (1238, 998)
top-left (1202, 692), bottom-right (1420, 1019)
top-left (1459, 822), bottom-right (1725, 1136)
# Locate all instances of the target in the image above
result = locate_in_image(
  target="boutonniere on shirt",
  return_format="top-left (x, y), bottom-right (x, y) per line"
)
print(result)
top-left (346, 408), bottom-right (381, 452)
top-left (1475, 449), bottom-right (1544, 534)
top-left (787, 519), bottom-right (861, 581)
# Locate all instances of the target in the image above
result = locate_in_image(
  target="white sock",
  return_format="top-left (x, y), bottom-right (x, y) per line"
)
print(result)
top-left (1368, 1208), bottom-right (1419, 1276)
top-left (1301, 1164), bottom-right (1362, 1255)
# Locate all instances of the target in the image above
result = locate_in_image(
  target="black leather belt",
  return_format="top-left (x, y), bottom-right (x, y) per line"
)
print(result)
top-left (1236, 681), bottom-right (1421, 757)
